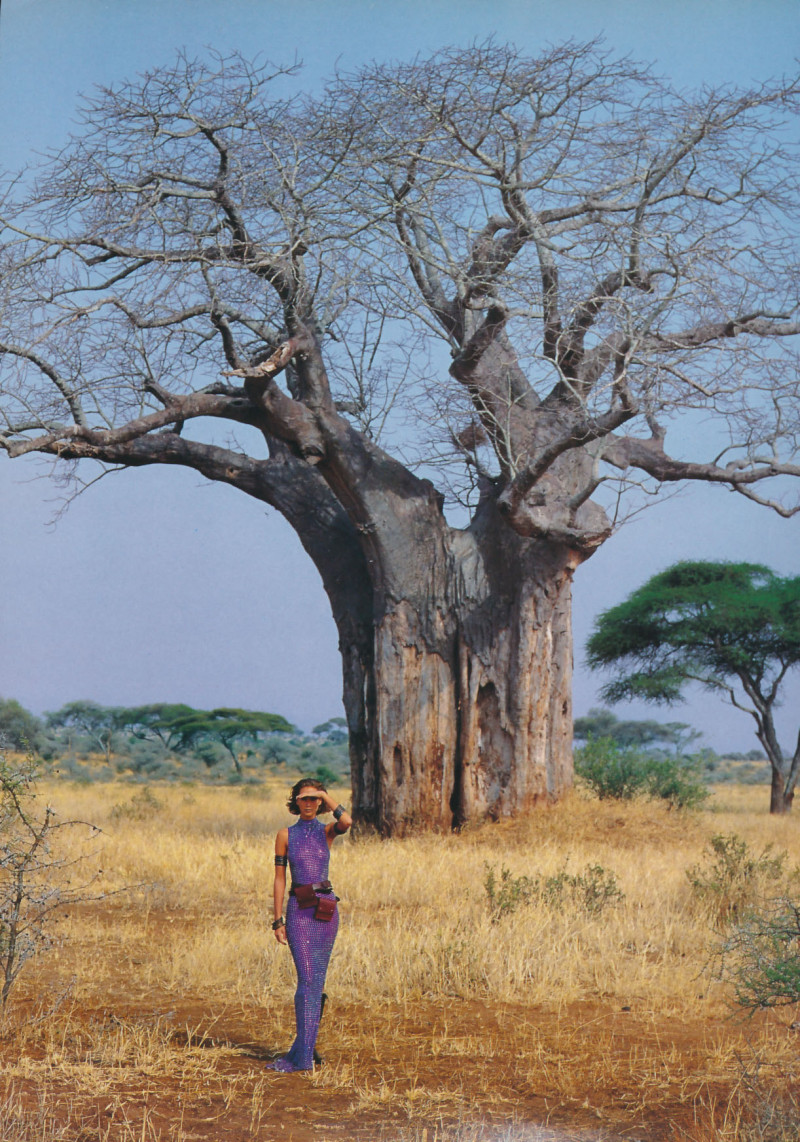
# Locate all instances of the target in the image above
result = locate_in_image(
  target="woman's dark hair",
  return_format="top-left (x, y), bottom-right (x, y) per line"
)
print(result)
top-left (287, 777), bottom-right (328, 815)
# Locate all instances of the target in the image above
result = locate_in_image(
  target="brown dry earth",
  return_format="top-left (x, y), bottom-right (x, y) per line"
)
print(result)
top-left (3, 914), bottom-right (771, 1142)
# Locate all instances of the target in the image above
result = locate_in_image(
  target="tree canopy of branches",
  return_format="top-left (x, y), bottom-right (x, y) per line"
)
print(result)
top-left (45, 701), bottom-right (118, 765)
top-left (1, 43), bottom-right (799, 832)
top-left (113, 703), bottom-right (293, 773)
top-left (586, 561), bottom-right (800, 813)
top-left (141, 706), bottom-right (293, 774)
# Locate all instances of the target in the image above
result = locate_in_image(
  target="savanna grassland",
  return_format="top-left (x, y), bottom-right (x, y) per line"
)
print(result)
top-left (3, 774), bottom-right (800, 1142)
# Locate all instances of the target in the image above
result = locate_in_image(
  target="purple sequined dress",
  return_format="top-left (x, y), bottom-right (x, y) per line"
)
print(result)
top-left (268, 817), bottom-right (339, 1072)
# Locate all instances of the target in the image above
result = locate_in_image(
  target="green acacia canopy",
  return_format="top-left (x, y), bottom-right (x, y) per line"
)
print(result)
top-left (587, 561), bottom-right (800, 705)
top-left (115, 703), bottom-right (294, 771)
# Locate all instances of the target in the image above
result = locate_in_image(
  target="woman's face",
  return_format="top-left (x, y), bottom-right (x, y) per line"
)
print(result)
top-left (296, 786), bottom-right (323, 819)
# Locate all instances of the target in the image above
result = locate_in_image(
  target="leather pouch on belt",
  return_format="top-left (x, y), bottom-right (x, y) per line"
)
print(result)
top-left (314, 897), bottom-right (336, 922)
top-left (294, 884), bottom-right (318, 909)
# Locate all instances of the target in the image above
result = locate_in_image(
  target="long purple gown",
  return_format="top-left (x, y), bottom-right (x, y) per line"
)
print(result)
top-left (268, 816), bottom-right (339, 1072)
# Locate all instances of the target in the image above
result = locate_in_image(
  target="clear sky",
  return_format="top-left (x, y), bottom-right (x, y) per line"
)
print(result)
top-left (0, 0), bottom-right (798, 751)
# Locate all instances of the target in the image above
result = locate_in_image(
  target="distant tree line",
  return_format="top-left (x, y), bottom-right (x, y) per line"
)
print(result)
top-left (0, 692), bottom-right (773, 793)
top-left (0, 698), bottom-right (350, 785)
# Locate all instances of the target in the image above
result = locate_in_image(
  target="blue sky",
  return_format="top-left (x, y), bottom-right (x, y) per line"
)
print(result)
top-left (0, 0), bottom-right (798, 750)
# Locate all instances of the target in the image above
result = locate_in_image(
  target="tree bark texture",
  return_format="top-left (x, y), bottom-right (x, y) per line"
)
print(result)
top-left (336, 490), bottom-right (577, 835)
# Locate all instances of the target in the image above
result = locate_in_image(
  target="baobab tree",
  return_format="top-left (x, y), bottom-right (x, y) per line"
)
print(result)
top-left (1, 43), bottom-right (798, 833)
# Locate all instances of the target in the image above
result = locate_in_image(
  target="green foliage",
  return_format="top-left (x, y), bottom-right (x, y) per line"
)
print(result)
top-left (574, 736), bottom-right (653, 800)
top-left (717, 898), bottom-right (800, 1014)
top-left (45, 700), bottom-right (119, 761)
top-left (114, 704), bottom-right (199, 750)
top-left (192, 740), bottom-right (228, 769)
top-left (483, 864), bottom-right (536, 921)
top-left (687, 833), bottom-right (791, 928)
top-left (536, 864), bottom-right (625, 915)
top-left (313, 764), bottom-right (341, 786)
top-left (115, 704), bottom-right (294, 772)
top-left (574, 736), bottom-right (708, 808)
top-left (0, 698), bottom-right (42, 751)
top-left (588, 562), bottom-right (800, 702)
top-left (38, 697), bottom-right (351, 785)
top-left (646, 754), bottom-right (710, 810)
top-left (484, 861), bottom-right (624, 923)
top-left (311, 717), bottom-right (348, 744)
top-left (586, 563), bottom-right (800, 808)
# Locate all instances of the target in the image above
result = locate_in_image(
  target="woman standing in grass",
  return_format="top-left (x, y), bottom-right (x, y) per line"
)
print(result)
top-left (267, 777), bottom-right (352, 1072)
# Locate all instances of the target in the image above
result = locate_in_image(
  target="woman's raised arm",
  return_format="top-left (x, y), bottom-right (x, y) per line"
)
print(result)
top-left (321, 790), bottom-right (352, 842)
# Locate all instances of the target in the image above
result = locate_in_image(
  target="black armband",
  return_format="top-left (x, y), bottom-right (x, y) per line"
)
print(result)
top-left (333, 820), bottom-right (348, 834)
top-left (332, 803), bottom-right (347, 820)
top-left (274, 854), bottom-right (288, 867)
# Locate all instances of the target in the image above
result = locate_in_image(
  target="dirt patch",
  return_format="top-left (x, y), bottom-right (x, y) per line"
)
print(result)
top-left (3, 985), bottom-right (776, 1141)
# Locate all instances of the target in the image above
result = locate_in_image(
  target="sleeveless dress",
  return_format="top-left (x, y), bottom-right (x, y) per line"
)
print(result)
top-left (268, 816), bottom-right (339, 1072)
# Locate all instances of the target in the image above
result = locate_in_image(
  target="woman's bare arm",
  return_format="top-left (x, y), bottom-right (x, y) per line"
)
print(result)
top-left (273, 827), bottom-right (289, 944)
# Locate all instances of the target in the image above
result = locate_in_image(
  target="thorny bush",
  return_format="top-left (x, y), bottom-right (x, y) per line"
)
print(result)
top-left (714, 898), bottom-right (800, 1016)
top-left (0, 747), bottom-right (101, 1007)
top-left (484, 861), bottom-right (624, 923)
top-left (687, 833), bottom-right (792, 929)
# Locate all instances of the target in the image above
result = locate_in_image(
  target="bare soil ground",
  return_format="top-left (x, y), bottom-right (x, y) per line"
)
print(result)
top-left (4, 904), bottom-right (792, 1142)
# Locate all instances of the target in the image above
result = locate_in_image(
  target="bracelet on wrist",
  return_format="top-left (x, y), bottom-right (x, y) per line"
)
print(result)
top-left (272, 917), bottom-right (285, 930)
top-left (332, 804), bottom-right (347, 820)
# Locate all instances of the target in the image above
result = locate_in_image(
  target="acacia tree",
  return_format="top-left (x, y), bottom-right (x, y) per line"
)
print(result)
top-left (587, 561), bottom-right (800, 814)
top-left (1, 45), bottom-right (799, 834)
top-left (45, 701), bottom-right (118, 766)
top-left (153, 707), bottom-right (293, 774)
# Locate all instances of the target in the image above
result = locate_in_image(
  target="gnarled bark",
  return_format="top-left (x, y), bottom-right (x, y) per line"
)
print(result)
top-left (335, 488), bottom-right (578, 834)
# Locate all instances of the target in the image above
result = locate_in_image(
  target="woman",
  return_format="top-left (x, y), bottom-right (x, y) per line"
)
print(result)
top-left (267, 777), bottom-right (352, 1072)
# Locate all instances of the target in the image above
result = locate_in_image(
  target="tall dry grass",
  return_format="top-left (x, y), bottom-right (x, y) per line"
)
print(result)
top-left (5, 777), bottom-right (800, 1140)
top-left (49, 781), bottom-right (800, 1011)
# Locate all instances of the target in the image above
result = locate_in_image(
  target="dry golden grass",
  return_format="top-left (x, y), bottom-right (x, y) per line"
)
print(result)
top-left (3, 776), bottom-right (800, 1140)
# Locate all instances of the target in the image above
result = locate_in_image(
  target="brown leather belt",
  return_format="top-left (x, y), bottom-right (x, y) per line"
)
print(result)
top-left (290, 879), bottom-right (332, 898)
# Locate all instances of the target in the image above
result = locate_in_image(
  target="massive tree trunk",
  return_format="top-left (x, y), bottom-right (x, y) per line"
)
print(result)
top-left (335, 488), bottom-right (579, 835)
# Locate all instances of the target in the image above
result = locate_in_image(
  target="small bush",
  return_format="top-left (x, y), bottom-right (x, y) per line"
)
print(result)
top-left (574, 736), bottom-right (651, 800)
top-left (0, 749), bottom-right (101, 1006)
top-left (687, 833), bottom-right (790, 928)
top-left (314, 764), bottom-right (341, 786)
top-left (483, 864), bottom-right (537, 921)
top-left (647, 755), bottom-right (709, 809)
top-left (575, 736), bottom-right (708, 808)
top-left (539, 864), bottom-right (625, 915)
top-left (193, 741), bottom-right (227, 768)
top-left (110, 786), bottom-right (165, 821)
top-left (716, 898), bottom-right (800, 1013)
top-left (484, 862), bottom-right (624, 923)
top-left (743, 1092), bottom-right (800, 1142)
